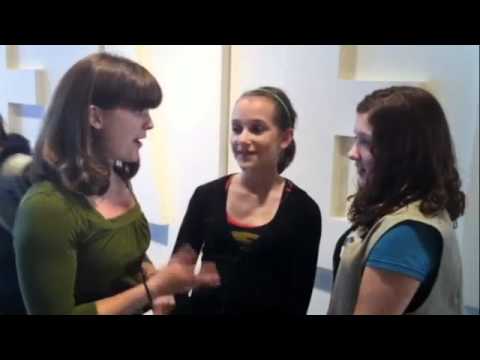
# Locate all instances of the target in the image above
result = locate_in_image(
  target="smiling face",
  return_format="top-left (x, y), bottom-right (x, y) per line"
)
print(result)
top-left (349, 112), bottom-right (374, 188)
top-left (230, 96), bottom-right (292, 173)
top-left (89, 106), bottom-right (154, 164)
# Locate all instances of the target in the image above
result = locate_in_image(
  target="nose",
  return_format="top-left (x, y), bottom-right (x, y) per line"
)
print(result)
top-left (348, 140), bottom-right (359, 161)
top-left (237, 128), bottom-right (252, 144)
top-left (144, 113), bottom-right (154, 131)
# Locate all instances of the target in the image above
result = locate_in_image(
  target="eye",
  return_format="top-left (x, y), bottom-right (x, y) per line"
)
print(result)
top-left (131, 108), bottom-right (148, 115)
top-left (232, 123), bottom-right (243, 134)
top-left (356, 137), bottom-right (371, 148)
top-left (249, 123), bottom-right (266, 135)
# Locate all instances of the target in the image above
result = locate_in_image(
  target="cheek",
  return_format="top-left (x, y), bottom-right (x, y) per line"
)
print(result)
top-left (106, 128), bottom-right (130, 149)
top-left (364, 155), bottom-right (374, 171)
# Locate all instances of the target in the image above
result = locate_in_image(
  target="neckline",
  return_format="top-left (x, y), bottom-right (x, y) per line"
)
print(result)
top-left (81, 183), bottom-right (142, 225)
top-left (38, 180), bottom-right (143, 226)
top-left (224, 173), bottom-right (292, 229)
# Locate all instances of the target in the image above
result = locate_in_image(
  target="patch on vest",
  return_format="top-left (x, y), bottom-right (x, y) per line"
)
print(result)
top-left (340, 232), bottom-right (364, 258)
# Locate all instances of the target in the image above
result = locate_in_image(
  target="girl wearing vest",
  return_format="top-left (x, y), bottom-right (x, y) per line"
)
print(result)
top-left (13, 53), bottom-right (219, 315)
top-left (159, 86), bottom-right (322, 315)
top-left (328, 86), bottom-right (465, 315)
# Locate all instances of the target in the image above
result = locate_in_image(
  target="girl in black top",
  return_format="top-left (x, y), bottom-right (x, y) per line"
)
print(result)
top-left (163, 87), bottom-right (321, 315)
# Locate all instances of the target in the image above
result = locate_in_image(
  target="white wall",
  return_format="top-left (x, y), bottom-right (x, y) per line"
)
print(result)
top-left (0, 45), bottom-right (100, 145)
top-left (141, 45), bottom-right (228, 266)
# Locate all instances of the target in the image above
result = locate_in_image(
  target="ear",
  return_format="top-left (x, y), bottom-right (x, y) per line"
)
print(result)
top-left (280, 128), bottom-right (293, 150)
top-left (88, 105), bottom-right (104, 130)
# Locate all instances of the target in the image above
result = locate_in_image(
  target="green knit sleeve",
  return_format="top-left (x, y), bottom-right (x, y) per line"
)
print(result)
top-left (13, 189), bottom-right (98, 315)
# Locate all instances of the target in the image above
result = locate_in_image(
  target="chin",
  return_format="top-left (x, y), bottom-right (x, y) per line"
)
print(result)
top-left (236, 157), bottom-right (252, 167)
top-left (356, 176), bottom-right (366, 188)
top-left (120, 156), bottom-right (140, 164)
top-left (237, 163), bottom-right (250, 171)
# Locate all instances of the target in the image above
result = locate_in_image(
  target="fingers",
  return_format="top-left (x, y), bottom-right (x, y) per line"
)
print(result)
top-left (152, 295), bottom-right (176, 315)
top-left (196, 261), bottom-right (221, 287)
top-left (153, 250), bottom-right (220, 296)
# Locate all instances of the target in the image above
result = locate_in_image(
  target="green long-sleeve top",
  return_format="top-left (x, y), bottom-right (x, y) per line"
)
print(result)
top-left (13, 181), bottom-right (150, 315)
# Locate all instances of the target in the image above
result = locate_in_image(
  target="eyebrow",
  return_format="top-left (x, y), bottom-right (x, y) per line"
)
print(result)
top-left (232, 118), bottom-right (268, 124)
top-left (354, 129), bottom-right (372, 140)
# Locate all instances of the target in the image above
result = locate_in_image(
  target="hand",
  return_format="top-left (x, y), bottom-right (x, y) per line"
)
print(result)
top-left (146, 245), bottom-right (221, 297)
top-left (169, 245), bottom-right (221, 288)
top-left (147, 257), bottom-right (196, 297)
top-left (152, 295), bottom-right (176, 315)
top-left (197, 261), bottom-right (221, 288)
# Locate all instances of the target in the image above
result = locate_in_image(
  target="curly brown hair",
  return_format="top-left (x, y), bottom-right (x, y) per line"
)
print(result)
top-left (30, 52), bottom-right (162, 196)
top-left (348, 86), bottom-right (465, 227)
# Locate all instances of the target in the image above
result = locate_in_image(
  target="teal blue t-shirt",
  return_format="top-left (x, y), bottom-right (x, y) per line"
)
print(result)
top-left (366, 220), bottom-right (443, 310)
top-left (367, 220), bottom-right (442, 282)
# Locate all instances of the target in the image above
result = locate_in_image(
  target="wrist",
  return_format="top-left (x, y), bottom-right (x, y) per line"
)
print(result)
top-left (145, 276), bottom-right (164, 298)
top-left (141, 269), bottom-right (155, 308)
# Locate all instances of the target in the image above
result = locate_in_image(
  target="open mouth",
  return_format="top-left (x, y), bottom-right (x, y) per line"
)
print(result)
top-left (134, 138), bottom-right (144, 147)
top-left (356, 166), bottom-right (366, 177)
top-left (236, 152), bottom-right (255, 158)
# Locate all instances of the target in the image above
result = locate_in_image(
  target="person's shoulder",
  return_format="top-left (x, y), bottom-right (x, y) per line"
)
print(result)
top-left (195, 174), bottom-right (232, 193)
top-left (0, 153), bottom-right (32, 177)
top-left (286, 179), bottom-right (320, 209)
top-left (382, 220), bottom-right (442, 245)
top-left (3, 133), bottom-right (31, 154)
top-left (21, 181), bottom-right (73, 211)
top-left (14, 181), bottom-right (84, 248)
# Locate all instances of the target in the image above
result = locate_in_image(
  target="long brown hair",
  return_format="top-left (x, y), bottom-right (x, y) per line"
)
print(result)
top-left (30, 52), bottom-right (162, 196)
top-left (348, 86), bottom-right (465, 227)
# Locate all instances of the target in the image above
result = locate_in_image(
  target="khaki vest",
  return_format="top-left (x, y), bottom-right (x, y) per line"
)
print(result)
top-left (328, 201), bottom-right (463, 314)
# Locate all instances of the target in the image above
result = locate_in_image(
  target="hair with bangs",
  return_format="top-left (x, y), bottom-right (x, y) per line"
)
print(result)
top-left (30, 52), bottom-right (162, 195)
top-left (348, 86), bottom-right (465, 228)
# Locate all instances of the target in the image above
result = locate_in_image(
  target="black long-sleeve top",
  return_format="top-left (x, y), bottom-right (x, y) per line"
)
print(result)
top-left (172, 175), bottom-right (321, 315)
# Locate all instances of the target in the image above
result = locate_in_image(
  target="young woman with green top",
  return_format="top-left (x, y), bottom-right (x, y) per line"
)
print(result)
top-left (13, 53), bottom-right (220, 315)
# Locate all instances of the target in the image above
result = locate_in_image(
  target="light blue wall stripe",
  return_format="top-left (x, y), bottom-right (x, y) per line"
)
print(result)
top-left (314, 266), bottom-right (333, 293)
top-left (148, 223), bottom-right (168, 245)
top-left (16, 104), bottom-right (44, 119)
top-left (464, 306), bottom-right (479, 315)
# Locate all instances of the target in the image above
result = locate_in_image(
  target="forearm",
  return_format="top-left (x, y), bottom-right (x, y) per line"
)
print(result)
top-left (95, 282), bottom-right (152, 315)
top-left (96, 266), bottom-right (175, 315)
top-left (142, 258), bottom-right (157, 277)
top-left (96, 255), bottom-right (215, 315)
